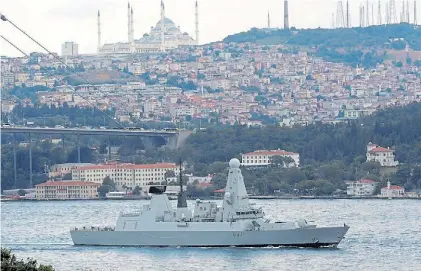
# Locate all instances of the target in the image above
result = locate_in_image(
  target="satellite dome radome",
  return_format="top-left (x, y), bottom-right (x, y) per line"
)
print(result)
top-left (229, 158), bottom-right (240, 168)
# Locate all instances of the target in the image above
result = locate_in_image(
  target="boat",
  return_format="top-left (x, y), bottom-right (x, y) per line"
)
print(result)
top-left (105, 192), bottom-right (126, 199)
top-left (105, 191), bottom-right (151, 200)
top-left (70, 158), bottom-right (350, 248)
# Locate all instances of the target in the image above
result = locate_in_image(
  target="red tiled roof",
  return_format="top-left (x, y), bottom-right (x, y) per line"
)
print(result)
top-left (358, 179), bottom-right (377, 184)
top-left (243, 150), bottom-right (297, 156)
top-left (369, 147), bottom-right (393, 153)
top-left (36, 181), bottom-right (100, 187)
top-left (73, 163), bottom-right (177, 171)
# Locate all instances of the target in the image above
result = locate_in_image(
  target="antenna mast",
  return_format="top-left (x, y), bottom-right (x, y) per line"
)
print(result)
top-left (390, 0), bottom-right (398, 23)
top-left (177, 159), bottom-right (187, 208)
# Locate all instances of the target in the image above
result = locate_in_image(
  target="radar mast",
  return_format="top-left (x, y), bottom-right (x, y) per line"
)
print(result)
top-left (177, 159), bottom-right (187, 208)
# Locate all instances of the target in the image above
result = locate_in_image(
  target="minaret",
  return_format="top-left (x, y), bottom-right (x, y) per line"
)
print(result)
top-left (128, 3), bottom-right (131, 42)
top-left (131, 7), bottom-right (135, 52)
top-left (346, 0), bottom-right (350, 28)
top-left (97, 10), bottom-right (101, 53)
top-left (161, 0), bottom-right (165, 51)
top-left (195, 1), bottom-right (199, 45)
top-left (387, 180), bottom-right (392, 199)
top-left (284, 0), bottom-right (289, 29)
top-left (267, 11), bottom-right (271, 29)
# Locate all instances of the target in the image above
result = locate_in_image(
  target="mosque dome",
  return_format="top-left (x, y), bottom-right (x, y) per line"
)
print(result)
top-left (155, 17), bottom-right (176, 28)
top-left (167, 26), bottom-right (179, 33)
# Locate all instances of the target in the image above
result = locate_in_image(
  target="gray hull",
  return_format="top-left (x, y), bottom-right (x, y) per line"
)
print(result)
top-left (71, 226), bottom-right (349, 248)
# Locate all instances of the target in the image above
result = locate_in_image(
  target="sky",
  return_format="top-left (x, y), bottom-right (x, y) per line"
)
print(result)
top-left (1, 0), bottom-right (419, 57)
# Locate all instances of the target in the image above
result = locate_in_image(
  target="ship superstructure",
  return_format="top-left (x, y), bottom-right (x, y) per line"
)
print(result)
top-left (70, 158), bottom-right (349, 247)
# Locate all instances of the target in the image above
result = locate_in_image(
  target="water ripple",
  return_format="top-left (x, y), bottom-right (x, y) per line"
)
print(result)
top-left (2, 199), bottom-right (421, 271)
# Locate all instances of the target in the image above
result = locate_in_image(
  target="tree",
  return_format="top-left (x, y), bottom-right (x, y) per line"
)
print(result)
top-left (17, 189), bottom-right (26, 196)
top-left (102, 176), bottom-right (115, 191)
top-left (164, 170), bottom-right (176, 182)
top-left (1, 248), bottom-right (55, 270)
top-left (207, 162), bottom-right (228, 174)
top-left (97, 185), bottom-right (110, 198)
top-left (97, 176), bottom-right (115, 197)
top-left (270, 156), bottom-right (295, 168)
top-left (132, 185), bottom-right (142, 195)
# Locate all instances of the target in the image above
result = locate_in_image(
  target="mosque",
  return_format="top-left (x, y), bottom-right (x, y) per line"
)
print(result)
top-left (97, 1), bottom-right (199, 55)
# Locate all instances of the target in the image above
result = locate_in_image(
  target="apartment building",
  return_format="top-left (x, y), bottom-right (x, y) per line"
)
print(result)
top-left (71, 163), bottom-right (180, 190)
top-left (35, 181), bottom-right (100, 200)
top-left (61, 42), bottom-right (79, 57)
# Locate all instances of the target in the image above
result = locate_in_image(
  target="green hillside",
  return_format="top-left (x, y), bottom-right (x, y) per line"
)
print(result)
top-left (178, 102), bottom-right (421, 195)
top-left (223, 23), bottom-right (421, 68)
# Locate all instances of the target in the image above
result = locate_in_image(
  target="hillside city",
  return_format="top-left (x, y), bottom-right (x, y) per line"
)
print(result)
top-left (2, 22), bottom-right (421, 202)
top-left (2, 1), bottom-right (421, 269)
top-left (2, 42), bottom-right (421, 127)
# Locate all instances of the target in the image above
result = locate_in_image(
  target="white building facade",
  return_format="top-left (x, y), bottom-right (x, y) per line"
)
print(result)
top-left (366, 142), bottom-right (399, 167)
top-left (35, 181), bottom-right (100, 200)
top-left (71, 163), bottom-right (180, 190)
top-left (346, 179), bottom-right (377, 196)
top-left (241, 149), bottom-right (300, 167)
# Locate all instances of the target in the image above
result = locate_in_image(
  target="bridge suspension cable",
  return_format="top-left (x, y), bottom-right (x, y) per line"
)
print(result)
top-left (0, 35), bottom-right (124, 129)
top-left (1, 14), bottom-right (131, 108)
top-left (0, 13), bottom-right (155, 131)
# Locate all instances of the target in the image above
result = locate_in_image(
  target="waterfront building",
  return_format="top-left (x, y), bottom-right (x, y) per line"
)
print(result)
top-left (366, 142), bottom-right (399, 167)
top-left (346, 179), bottom-right (377, 196)
top-left (380, 181), bottom-right (405, 198)
top-left (35, 181), bottom-right (100, 200)
top-left (241, 149), bottom-right (300, 167)
top-left (71, 162), bottom-right (180, 190)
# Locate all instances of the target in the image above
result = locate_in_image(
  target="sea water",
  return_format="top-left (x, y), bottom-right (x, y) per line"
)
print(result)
top-left (1, 199), bottom-right (420, 271)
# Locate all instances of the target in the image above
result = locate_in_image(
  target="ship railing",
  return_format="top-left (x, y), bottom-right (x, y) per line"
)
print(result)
top-left (71, 226), bottom-right (115, 232)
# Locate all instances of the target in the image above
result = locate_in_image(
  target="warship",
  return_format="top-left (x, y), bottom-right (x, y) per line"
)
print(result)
top-left (70, 158), bottom-right (349, 247)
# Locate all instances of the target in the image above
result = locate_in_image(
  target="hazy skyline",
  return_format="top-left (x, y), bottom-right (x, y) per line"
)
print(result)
top-left (1, 0), bottom-right (419, 57)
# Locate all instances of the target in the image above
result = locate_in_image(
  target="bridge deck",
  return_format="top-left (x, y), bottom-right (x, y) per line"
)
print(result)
top-left (0, 127), bottom-right (178, 137)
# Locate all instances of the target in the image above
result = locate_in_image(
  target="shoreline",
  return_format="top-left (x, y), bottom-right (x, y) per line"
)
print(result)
top-left (1, 196), bottom-right (420, 202)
